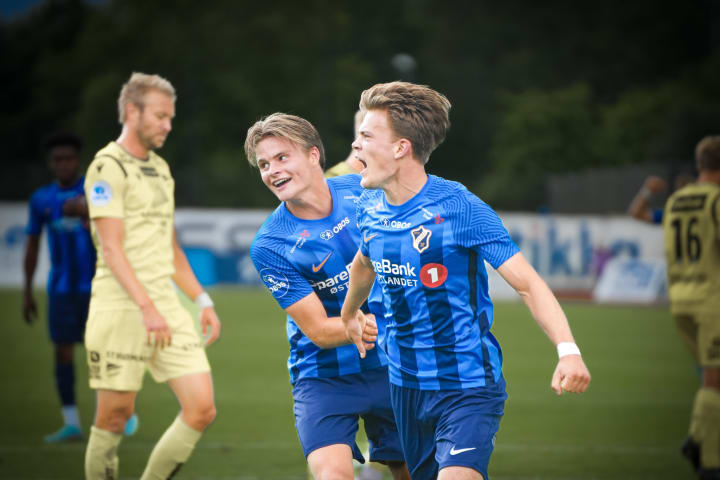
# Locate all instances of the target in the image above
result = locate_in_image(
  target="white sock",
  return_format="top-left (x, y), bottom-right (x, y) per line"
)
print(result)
top-left (62, 405), bottom-right (81, 428)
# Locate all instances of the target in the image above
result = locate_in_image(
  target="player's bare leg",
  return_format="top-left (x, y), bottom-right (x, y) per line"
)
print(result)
top-left (85, 390), bottom-right (136, 479)
top-left (139, 372), bottom-right (216, 480)
top-left (307, 444), bottom-right (354, 480)
top-left (693, 367), bottom-right (720, 478)
top-left (438, 465), bottom-right (484, 480)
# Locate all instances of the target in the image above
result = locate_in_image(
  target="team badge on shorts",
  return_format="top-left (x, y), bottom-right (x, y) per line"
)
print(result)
top-left (411, 226), bottom-right (432, 253)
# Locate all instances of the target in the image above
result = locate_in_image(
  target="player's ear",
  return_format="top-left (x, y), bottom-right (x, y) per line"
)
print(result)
top-left (308, 146), bottom-right (321, 166)
top-left (394, 139), bottom-right (412, 159)
top-left (125, 102), bottom-right (140, 123)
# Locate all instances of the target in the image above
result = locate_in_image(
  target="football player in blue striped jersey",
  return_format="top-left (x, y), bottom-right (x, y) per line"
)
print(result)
top-left (246, 113), bottom-right (409, 480)
top-left (341, 82), bottom-right (591, 480)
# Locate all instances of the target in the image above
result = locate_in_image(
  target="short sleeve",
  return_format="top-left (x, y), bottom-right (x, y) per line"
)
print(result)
top-left (25, 191), bottom-right (45, 235)
top-left (453, 191), bottom-right (519, 269)
top-left (84, 157), bottom-right (127, 219)
top-left (250, 241), bottom-right (314, 310)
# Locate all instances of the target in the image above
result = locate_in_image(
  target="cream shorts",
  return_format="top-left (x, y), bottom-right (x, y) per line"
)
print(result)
top-left (85, 304), bottom-right (210, 391)
top-left (675, 313), bottom-right (720, 367)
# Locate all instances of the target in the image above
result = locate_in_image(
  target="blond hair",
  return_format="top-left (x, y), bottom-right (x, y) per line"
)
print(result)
top-left (245, 113), bottom-right (325, 168)
top-left (117, 72), bottom-right (176, 124)
top-left (696, 135), bottom-right (720, 172)
top-left (359, 81), bottom-right (451, 164)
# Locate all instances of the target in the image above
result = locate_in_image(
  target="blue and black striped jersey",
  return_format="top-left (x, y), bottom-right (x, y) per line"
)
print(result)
top-left (357, 175), bottom-right (519, 391)
top-left (251, 174), bottom-right (386, 383)
top-left (26, 177), bottom-right (96, 295)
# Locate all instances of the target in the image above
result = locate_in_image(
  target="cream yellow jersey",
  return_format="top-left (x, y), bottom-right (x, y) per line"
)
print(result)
top-left (324, 161), bottom-right (357, 178)
top-left (663, 182), bottom-right (720, 314)
top-left (84, 142), bottom-right (176, 310)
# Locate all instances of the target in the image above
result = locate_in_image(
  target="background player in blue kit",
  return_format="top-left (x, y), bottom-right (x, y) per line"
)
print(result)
top-left (23, 132), bottom-right (96, 443)
top-left (341, 82), bottom-right (592, 480)
top-left (246, 113), bottom-right (410, 480)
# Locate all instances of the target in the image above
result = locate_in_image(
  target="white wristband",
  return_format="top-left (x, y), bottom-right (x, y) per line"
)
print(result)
top-left (557, 342), bottom-right (581, 358)
top-left (195, 291), bottom-right (214, 309)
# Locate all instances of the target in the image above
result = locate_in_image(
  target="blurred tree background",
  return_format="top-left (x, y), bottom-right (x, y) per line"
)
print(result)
top-left (2, 0), bottom-right (718, 210)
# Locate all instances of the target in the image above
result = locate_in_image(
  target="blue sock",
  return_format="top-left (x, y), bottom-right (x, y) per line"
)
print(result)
top-left (55, 362), bottom-right (75, 406)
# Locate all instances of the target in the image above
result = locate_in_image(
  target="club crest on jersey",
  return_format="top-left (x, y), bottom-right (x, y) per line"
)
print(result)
top-left (411, 226), bottom-right (432, 253)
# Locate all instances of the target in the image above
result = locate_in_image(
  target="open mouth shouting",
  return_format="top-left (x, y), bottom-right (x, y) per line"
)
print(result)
top-left (273, 178), bottom-right (291, 188)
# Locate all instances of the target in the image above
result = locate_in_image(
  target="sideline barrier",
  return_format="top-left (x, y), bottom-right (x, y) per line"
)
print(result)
top-left (0, 203), bottom-right (666, 302)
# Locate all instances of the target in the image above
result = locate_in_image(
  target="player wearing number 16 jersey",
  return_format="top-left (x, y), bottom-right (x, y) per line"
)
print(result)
top-left (246, 113), bottom-right (409, 480)
top-left (663, 136), bottom-right (720, 480)
top-left (341, 82), bottom-right (591, 480)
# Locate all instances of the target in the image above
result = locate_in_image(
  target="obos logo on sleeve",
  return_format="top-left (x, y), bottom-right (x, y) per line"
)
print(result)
top-left (260, 268), bottom-right (290, 298)
top-left (90, 181), bottom-right (112, 207)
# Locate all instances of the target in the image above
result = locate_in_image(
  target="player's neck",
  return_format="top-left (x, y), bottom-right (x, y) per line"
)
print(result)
top-left (285, 178), bottom-right (333, 220)
top-left (56, 175), bottom-right (79, 189)
top-left (116, 127), bottom-right (149, 160)
top-left (698, 170), bottom-right (720, 186)
top-left (383, 161), bottom-right (428, 206)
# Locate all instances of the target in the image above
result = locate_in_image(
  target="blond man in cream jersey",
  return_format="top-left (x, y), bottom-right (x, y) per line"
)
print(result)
top-left (83, 72), bottom-right (221, 480)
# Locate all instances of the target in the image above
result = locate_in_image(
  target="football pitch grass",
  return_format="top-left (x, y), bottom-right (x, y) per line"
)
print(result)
top-left (0, 288), bottom-right (698, 479)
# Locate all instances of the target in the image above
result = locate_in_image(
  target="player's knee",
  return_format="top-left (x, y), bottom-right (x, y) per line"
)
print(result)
top-left (97, 406), bottom-right (133, 433)
top-left (186, 402), bottom-right (216, 430)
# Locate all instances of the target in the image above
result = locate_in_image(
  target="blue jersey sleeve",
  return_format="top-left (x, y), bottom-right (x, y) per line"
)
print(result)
top-left (26, 190), bottom-right (45, 236)
top-left (454, 191), bottom-right (519, 269)
top-left (250, 241), bottom-right (314, 310)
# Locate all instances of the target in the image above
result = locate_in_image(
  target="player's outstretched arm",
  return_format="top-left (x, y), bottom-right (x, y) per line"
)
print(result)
top-left (171, 229), bottom-right (221, 345)
top-left (286, 292), bottom-right (377, 350)
top-left (22, 233), bottom-right (40, 324)
top-left (627, 175), bottom-right (667, 222)
top-left (340, 250), bottom-right (377, 358)
top-left (95, 217), bottom-right (172, 348)
top-left (496, 252), bottom-right (591, 396)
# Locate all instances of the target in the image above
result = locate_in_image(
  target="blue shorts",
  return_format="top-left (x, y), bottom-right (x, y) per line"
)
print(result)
top-left (390, 383), bottom-right (507, 480)
top-left (292, 366), bottom-right (403, 464)
top-left (48, 293), bottom-right (90, 343)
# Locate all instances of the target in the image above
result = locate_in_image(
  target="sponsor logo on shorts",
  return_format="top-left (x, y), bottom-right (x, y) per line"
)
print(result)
top-left (449, 446), bottom-right (477, 455)
top-left (107, 351), bottom-right (149, 362)
top-left (90, 181), bottom-right (112, 207)
top-left (260, 268), bottom-right (290, 298)
top-left (106, 362), bottom-right (122, 377)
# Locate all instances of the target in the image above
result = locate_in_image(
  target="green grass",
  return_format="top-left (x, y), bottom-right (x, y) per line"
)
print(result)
top-left (0, 289), bottom-right (698, 479)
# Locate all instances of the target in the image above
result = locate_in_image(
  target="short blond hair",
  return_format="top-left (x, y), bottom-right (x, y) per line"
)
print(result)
top-left (359, 81), bottom-right (451, 164)
top-left (117, 72), bottom-right (176, 124)
top-left (245, 113), bottom-right (325, 168)
top-left (696, 135), bottom-right (720, 172)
